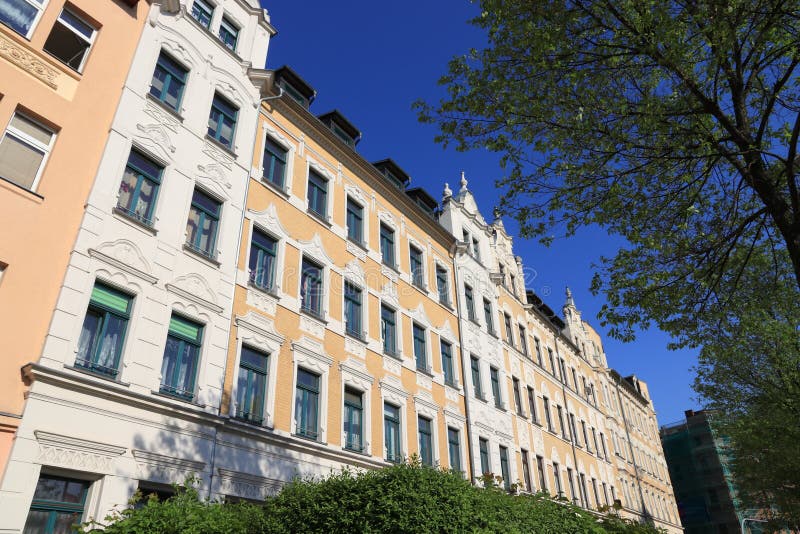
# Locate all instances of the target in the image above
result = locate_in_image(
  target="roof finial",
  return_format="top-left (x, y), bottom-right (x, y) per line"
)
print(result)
top-left (459, 171), bottom-right (468, 193)
top-left (565, 286), bottom-right (575, 307)
top-left (443, 182), bottom-right (452, 199)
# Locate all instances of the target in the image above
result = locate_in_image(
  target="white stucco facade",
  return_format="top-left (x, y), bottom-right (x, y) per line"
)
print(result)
top-left (0, 1), bottom-right (276, 531)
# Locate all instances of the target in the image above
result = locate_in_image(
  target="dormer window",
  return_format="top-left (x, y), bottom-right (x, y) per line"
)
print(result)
top-left (273, 66), bottom-right (316, 109)
top-left (318, 111), bottom-right (360, 148)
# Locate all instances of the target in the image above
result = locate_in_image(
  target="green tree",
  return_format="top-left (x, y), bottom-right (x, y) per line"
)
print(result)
top-left (417, 0), bottom-right (800, 344)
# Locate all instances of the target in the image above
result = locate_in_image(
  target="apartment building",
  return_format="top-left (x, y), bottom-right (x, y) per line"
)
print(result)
top-left (211, 64), bottom-right (470, 487)
top-left (0, 0), bottom-right (150, 476)
top-left (0, 0), bottom-right (275, 531)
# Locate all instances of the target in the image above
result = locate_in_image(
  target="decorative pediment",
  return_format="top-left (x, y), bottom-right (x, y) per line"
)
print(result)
top-left (196, 163), bottom-right (232, 199)
top-left (202, 142), bottom-right (234, 170)
top-left (136, 123), bottom-right (176, 154)
top-left (236, 311), bottom-right (284, 345)
top-left (344, 183), bottom-right (367, 206)
top-left (414, 393), bottom-right (439, 419)
top-left (133, 449), bottom-right (206, 485)
top-left (378, 209), bottom-right (395, 227)
top-left (160, 37), bottom-right (199, 70)
top-left (438, 319), bottom-right (457, 343)
top-left (90, 240), bottom-right (156, 284)
top-left (35, 431), bottom-right (126, 474)
top-left (344, 260), bottom-right (365, 286)
top-left (292, 338), bottom-right (333, 373)
top-left (217, 468), bottom-right (283, 501)
top-left (248, 203), bottom-right (289, 240)
top-left (408, 303), bottom-right (432, 329)
top-left (166, 273), bottom-right (222, 313)
top-left (379, 378), bottom-right (408, 405)
top-left (300, 233), bottom-right (333, 265)
top-left (143, 100), bottom-right (179, 131)
top-left (0, 32), bottom-right (58, 88)
top-left (380, 280), bottom-right (399, 307)
top-left (340, 359), bottom-right (374, 391)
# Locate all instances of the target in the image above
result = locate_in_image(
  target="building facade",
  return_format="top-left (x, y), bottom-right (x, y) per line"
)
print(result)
top-left (0, 3), bottom-right (682, 532)
top-left (0, 1), bottom-right (275, 531)
top-left (661, 409), bottom-right (752, 534)
top-left (0, 0), bottom-right (151, 476)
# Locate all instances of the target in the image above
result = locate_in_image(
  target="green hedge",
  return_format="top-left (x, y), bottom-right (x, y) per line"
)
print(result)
top-left (84, 462), bottom-right (663, 534)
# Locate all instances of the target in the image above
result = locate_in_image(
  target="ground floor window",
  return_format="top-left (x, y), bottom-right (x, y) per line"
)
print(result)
top-left (25, 474), bottom-right (90, 533)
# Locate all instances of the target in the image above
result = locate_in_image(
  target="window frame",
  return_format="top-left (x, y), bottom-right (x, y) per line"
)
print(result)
top-left (0, 0), bottom-right (47, 39)
top-left (409, 244), bottom-right (425, 289)
top-left (417, 415), bottom-right (434, 466)
top-left (43, 7), bottom-right (97, 73)
top-left (343, 280), bottom-right (364, 340)
top-left (74, 281), bottom-right (133, 379)
top-left (262, 135), bottom-right (289, 190)
top-left (380, 303), bottom-right (398, 358)
top-left (464, 284), bottom-right (476, 321)
top-left (503, 312), bottom-right (514, 345)
top-left (440, 339), bottom-right (456, 387)
top-left (159, 313), bottom-right (204, 401)
top-left (343, 387), bottom-right (364, 452)
top-left (512, 377), bottom-right (524, 416)
top-left (435, 263), bottom-right (450, 306)
top-left (412, 322), bottom-right (428, 373)
top-left (518, 324), bottom-right (528, 357)
top-left (185, 187), bottom-right (222, 259)
top-left (306, 168), bottom-right (329, 220)
top-left (482, 298), bottom-right (495, 335)
top-left (470, 355), bottom-right (483, 400)
top-left (25, 474), bottom-right (91, 533)
top-left (0, 111), bottom-right (56, 193)
top-left (478, 437), bottom-right (490, 475)
top-left (490, 366), bottom-right (502, 410)
top-left (116, 147), bottom-right (163, 227)
top-left (207, 92), bottom-right (238, 150)
top-left (384, 402), bottom-right (403, 463)
top-left (294, 367), bottom-right (321, 440)
top-left (149, 51), bottom-right (188, 113)
top-left (190, 0), bottom-right (214, 29)
top-left (234, 345), bottom-right (269, 424)
top-left (300, 256), bottom-right (324, 318)
top-left (248, 226), bottom-right (278, 292)
top-left (346, 196), bottom-right (365, 245)
top-left (521, 449), bottom-right (532, 492)
top-left (218, 15), bottom-right (239, 52)
top-left (499, 445), bottom-right (511, 490)
top-left (447, 426), bottom-right (462, 472)
top-left (526, 386), bottom-right (538, 423)
top-left (379, 222), bottom-right (396, 269)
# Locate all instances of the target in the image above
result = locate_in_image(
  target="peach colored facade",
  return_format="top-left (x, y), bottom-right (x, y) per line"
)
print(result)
top-left (0, 0), bottom-right (150, 476)
top-left (216, 83), bottom-right (470, 477)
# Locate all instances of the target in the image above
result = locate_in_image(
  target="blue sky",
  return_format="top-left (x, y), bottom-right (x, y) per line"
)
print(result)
top-left (259, 0), bottom-right (700, 425)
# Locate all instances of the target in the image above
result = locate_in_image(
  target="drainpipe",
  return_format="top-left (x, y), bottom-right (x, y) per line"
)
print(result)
top-left (450, 239), bottom-right (476, 483)
top-left (555, 336), bottom-right (584, 508)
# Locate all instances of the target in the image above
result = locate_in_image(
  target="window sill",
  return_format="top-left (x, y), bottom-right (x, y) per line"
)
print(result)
top-left (113, 207), bottom-right (157, 235)
top-left (381, 261), bottom-right (400, 275)
top-left (306, 209), bottom-right (333, 228)
top-left (248, 281), bottom-right (281, 300)
top-left (293, 431), bottom-right (320, 443)
top-left (204, 134), bottom-right (238, 158)
top-left (347, 237), bottom-right (369, 253)
top-left (474, 395), bottom-right (488, 404)
top-left (516, 411), bottom-right (528, 420)
top-left (152, 389), bottom-right (206, 408)
top-left (65, 364), bottom-right (130, 387)
top-left (300, 308), bottom-right (327, 324)
top-left (145, 92), bottom-right (185, 122)
top-left (411, 282), bottom-right (428, 294)
top-left (260, 177), bottom-right (290, 198)
top-left (183, 243), bottom-right (222, 267)
top-left (416, 366), bottom-right (434, 377)
top-left (444, 380), bottom-right (460, 390)
top-left (343, 445), bottom-right (368, 456)
top-left (438, 299), bottom-right (455, 311)
top-left (383, 350), bottom-right (402, 361)
top-left (0, 175), bottom-right (44, 201)
top-left (468, 317), bottom-right (481, 327)
top-left (531, 419), bottom-right (543, 428)
top-left (345, 330), bottom-right (368, 344)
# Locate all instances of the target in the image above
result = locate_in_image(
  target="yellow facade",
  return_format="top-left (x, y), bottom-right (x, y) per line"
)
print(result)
top-left (0, 0), bottom-right (150, 476)
top-left (220, 87), bottom-right (469, 475)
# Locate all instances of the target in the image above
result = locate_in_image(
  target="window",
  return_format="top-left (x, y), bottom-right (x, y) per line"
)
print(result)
top-left (379, 223), bottom-right (395, 268)
top-left (579, 473), bottom-right (589, 507)
top-left (418, 416), bottom-right (433, 466)
top-left (295, 368), bottom-right (320, 439)
top-left (557, 405), bottom-right (567, 439)
top-left (0, 0), bottom-right (45, 37)
top-left (76, 282), bottom-right (132, 378)
top-left (509, 273), bottom-right (516, 295)
top-left (464, 284), bottom-right (476, 321)
top-left (512, 377), bottom-right (524, 415)
top-left (592, 478), bottom-right (601, 509)
top-left (413, 323), bottom-right (427, 372)
top-left (218, 16), bottom-right (238, 51)
top-left (24, 474), bottom-right (90, 533)
top-left (409, 245), bottom-right (424, 288)
top-left (263, 137), bottom-right (287, 189)
top-left (207, 93), bottom-right (238, 149)
top-left (479, 437), bottom-right (490, 475)
top-left (435, 265), bottom-right (449, 305)
top-left (543, 396), bottom-right (553, 431)
top-left (527, 386), bottom-right (538, 422)
top-left (307, 169), bottom-right (328, 218)
top-left (160, 314), bottom-right (203, 400)
top-left (602, 482), bottom-right (610, 505)
top-left (553, 462), bottom-right (563, 496)
top-left (560, 358), bottom-right (568, 383)
top-left (43, 8), bottom-right (96, 72)
top-left (190, 0), bottom-right (213, 28)
top-left (448, 427), bottom-right (461, 472)
top-left (150, 52), bottom-right (187, 112)
top-left (567, 467), bottom-right (577, 504)
top-left (490, 366), bottom-right (502, 409)
top-left (343, 388), bottom-right (363, 451)
top-left (346, 197), bottom-right (363, 244)
top-left (518, 325), bottom-right (528, 356)
top-left (521, 450), bottom-right (532, 492)
top-left (548, 348), bottom-right (556, 375)
top-left (116, 149), bottom-right (162, 226)
top-left (185, 188), bottom-right (221, 259)
top-left (235, 346), bottom-right (268, 424)
top-left (470, 356), bottom-right (483, 399)
top-left (569, 413), bottom-right (579, 445)
top-left (471, 237), bottom-right (481, 262)
top-left (499, 446), bottom-right (511, 490)
top-left (0, 112), bottom-right (55, 191)
top-left (343, 282), bottom-right (363, 338)
top-left (581, 421), bottom-right (590, 451)
top-left (299, 257), bottom-right (324, 317)
top-left (441, 340), bottom-right (455, 386)
top-left (534, 337), bottom-right (543, 366)
top-left (381, 304), bottom-right (397, 357)
top-left (384, 403), bottom-right (402, 463)
top-left (482, 298), bottom-right (495, 335)
top-left (503, 313), bottom-right (513, 345)
top-left (249, 228), bottom-right (277, 291)
top-left (536, 455), bottom-right (547, 491)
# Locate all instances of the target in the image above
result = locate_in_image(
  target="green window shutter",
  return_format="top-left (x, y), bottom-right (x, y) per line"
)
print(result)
top-left (91, 284), bottom-right (131, 315)
top-left (169, 315), bottom-right (202, 343)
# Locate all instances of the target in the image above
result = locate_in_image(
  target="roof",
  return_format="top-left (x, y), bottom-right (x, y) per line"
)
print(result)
top-left (274, 65), bottom-right (316, 103)
top-left (317, 110), bottom-right (362, 143)
top-left (372, 158), bottom-right (411, 186)
top-left (406, 187), bottom-right (438, 212)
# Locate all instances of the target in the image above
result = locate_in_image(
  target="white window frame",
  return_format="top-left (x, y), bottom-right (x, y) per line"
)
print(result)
top-left (413, 395), bottom-right (440, 466)
top-left (433, 260), bottom-right (452, 306)
top-left (443, 410), bottom-right (467, 473)
top-left (379, 300), bottom-right (402, 358)
top-left (342, 277), bottom-right (367, 341)
top-left (290, 343), bottom-right (333, 443)
top-left (378, 217), bottom-right (398, 270)
top-left (305, 157), bottom-right (335, 223)
top-left (380, 380), bottom-right (409, 462)
top-left (411, 321), bottom-right (431, 374)
top-left (244, 221), bottom-right (285, 296)
top-left (340, 361), bottom-right (374, 455)
top-left (48, 7), bottom-right (97, 73)
top-left (407, 237), bottom-right (427, 291)
top-left (1, 0), bottom-right (48, 39)
top-left (257, 121), bottom-right (295, 193)
top-left (0, 111), bottom-right (56, 192)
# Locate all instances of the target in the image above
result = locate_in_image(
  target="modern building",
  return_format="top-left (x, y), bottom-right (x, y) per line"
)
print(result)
top-left (0, 0), bottom-right (275, 531)
top-left (0, 0), bottom-right (151, 477)
top-left (661, 409), bottom-right (756, 534)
